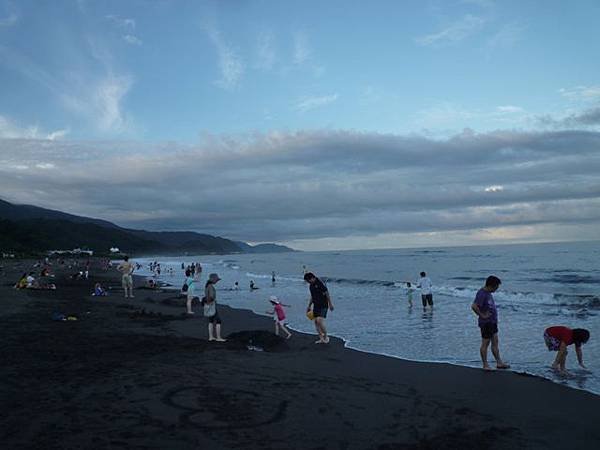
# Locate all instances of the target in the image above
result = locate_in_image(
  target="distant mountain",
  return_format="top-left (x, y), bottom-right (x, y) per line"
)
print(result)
top-left (0, 218), bottom-right (160, 254)
top-left (129, 230), bottom-right (242, 254)
top-left (0, 198), bottom-right (118, 229)
top-left (235, 241), bottom-right (297, 253)
top-left (0, 199), bottom-right (296, 256)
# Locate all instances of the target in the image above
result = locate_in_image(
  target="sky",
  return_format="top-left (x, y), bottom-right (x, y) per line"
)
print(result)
top-left (1, 0), bottom-right (600, 251)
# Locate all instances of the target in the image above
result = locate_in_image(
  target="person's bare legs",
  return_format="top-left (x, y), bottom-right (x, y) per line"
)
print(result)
top-left (274, 322), bottom-right (280, 336)
top-left (186, 296), bottom-right (194, 314)
top-left (208, 323), bottom-right (215, 341)
top-left (315, 317), bottom-right (329, 343)
top-left (552, 351), bottom-right (562, 370)
top-left (491, 333), bottom-right (510, 369)
top-left (280, 323), bottom-right (292, 339)
top-left (215, 324), bottom-right (226, 342)
top-left (314, 318), bottom-right (323, 343)
top-left (480, 338), bottom-right (492, 370)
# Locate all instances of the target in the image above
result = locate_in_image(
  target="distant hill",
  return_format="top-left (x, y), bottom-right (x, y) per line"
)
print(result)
top-left (0, 199), bottom-right (296, 256)
top-left (235, 241), bottom-right (297, 253)
top-left (0, 198), bottom-right (118, 229)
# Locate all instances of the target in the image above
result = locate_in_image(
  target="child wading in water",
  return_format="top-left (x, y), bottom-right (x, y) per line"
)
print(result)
top-left (406, 282), bottom-right (414, 307)
top-left (266, 296), bottom-right (292, 339)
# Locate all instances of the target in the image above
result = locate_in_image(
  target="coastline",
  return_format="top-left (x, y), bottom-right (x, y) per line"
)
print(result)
top-left (1, 258), bottom-right (599, 449)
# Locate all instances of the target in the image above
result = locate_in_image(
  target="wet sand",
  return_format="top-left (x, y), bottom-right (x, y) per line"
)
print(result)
top-left (1, 258), bottom-right (599, 449)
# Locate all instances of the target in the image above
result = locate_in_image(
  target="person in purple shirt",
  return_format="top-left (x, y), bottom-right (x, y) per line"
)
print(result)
top-left (471, 275), bottom-right (510, 371)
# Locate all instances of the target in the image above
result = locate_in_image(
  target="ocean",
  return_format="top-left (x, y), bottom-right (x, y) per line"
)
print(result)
top-left (136, 240), bottom-right (600, 395)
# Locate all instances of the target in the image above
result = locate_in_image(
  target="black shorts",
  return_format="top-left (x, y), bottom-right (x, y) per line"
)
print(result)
top-left (421, 294), bottom-right (433, 306)
top-left (480, 322), bottom-right (498, 339)
top-left (313, 307), bottom-right (328, 319)
top-left (208, 312), bottom-right (222, 324)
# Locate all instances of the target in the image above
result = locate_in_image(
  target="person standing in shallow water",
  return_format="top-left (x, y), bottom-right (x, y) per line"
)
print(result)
top-left (471, 275), bottom-right (510, 371)
top-left (304, 272), bottom-right (334, 344)
top-left (417, 272), bottom-right (433, 309)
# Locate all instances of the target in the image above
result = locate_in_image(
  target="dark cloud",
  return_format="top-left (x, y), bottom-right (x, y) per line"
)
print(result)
top-left (537, 106), bottom-right (600, 128)
top-left (1, 128), bottom-right (600, 243)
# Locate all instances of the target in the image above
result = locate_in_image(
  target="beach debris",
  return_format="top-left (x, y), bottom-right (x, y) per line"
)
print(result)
top-left (52, 313), bottom-right (78, 321)
top-left (226, 330), bottom-right (288, 352)
top-left (247, 340), bottom-right (264, 352)
top-left (52, 312), bottom-right (66, 321)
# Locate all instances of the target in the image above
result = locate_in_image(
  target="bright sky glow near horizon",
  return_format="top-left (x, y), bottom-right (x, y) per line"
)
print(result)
top-left (1, 0), bottom-right (600, 251)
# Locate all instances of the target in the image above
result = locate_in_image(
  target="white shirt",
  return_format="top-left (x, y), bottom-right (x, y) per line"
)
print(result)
top-left (418, 277), bottom-right (432, 295)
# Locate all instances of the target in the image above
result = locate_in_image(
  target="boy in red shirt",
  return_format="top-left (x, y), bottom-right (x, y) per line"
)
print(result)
top-left (544, 326), bottom-right (590, 374)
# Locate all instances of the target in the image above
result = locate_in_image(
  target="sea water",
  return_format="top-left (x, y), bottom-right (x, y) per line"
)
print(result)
top-left (136, 241), bottom-right (600, 395)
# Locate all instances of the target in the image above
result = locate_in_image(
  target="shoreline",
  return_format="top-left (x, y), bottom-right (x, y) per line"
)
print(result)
top-left (2, 258), bottom-right (599, 449)
top-left (153, 272), bottom-right (600, 397)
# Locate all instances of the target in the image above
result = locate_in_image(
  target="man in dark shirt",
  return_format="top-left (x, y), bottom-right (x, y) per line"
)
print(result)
top-left (304, 272), bottom-right (334, 344)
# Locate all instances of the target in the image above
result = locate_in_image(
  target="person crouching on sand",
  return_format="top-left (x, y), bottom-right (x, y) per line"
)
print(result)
top-left (204, 273), bottom-right (226, 342)
top-left (544, 326), bottom-right (590, 375)
top-left (304, 272), bottom-right (334, 344)
top-left (266, 296), bottom-right (292, 339)
top-left (471, 275), bottom-right (510, 370)
top-left (93, 283), bottom-right (107, 296)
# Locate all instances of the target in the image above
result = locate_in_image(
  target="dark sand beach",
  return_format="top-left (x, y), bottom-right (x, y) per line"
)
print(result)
top-left (1, 259), bottom-right (599, 449)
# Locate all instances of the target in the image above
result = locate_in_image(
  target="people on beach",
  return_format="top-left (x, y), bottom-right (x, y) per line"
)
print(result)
top-left (117, 256), bottom-right (135, 298)
top-left (26, 271), bottom-right (37, 288)
top-left (417, 272), bottom-right (433, 309)
top-left (544, 326), bottom-right (590, 375)
top-left (271, 271), bottom-right (276, 284)
top-left (185, 268), bottom-right (197, 314)
top-left (15, 272), bottom-right (28, 289)
top-left (204, 273), bottom-right (226, 342)
top-left (471, 276), bottom-right (510, 370)
top-left (304, 272), bottom-right (334, 344)
top-left (93, 283), bottom-right (107, 296)
top-left (250, 280), bottom-right (259, 290)
top-left (233, 281), bottom-right (239, 290)
top-left (266, 295), bottom-right (292, 339)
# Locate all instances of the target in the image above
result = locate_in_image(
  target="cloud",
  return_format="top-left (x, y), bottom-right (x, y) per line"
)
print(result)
top-left (1, 128), bottom-right (600, 246)
top-left (0, 0), bottom-right (17, 27)
top-left (105, 15), bottom-right (136, 29)
top-left (537, 106), bottom-right (600, 128)
top-left (0, 11), bottom-right (16, 26)
top-left (487, 22), bottom-right (524, 50)
top-left (461, 0), bottom-right (495, 7)
top-left (559, 86), bottom-right (600, 101)
top-left (0, 41), bottom-right (133, 135)
top-left (293, 31), bottom-right (311, 64)
top-left (204, 25), bottom-right (244, 90)
top-left (123, 34), bottom-right (143, 46)
top-left (295, 94), bottom-right (339, 113)
top-left (60, 72), bottom-right (133, 132)
top-left (415, 15), bottom-right (486, 47)
top-left (496, 105), bottom-right (523, 114)
top-left (255, 31), bottom-right (275, 70)
top-left (0, 115), bottom-right (68, 140)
